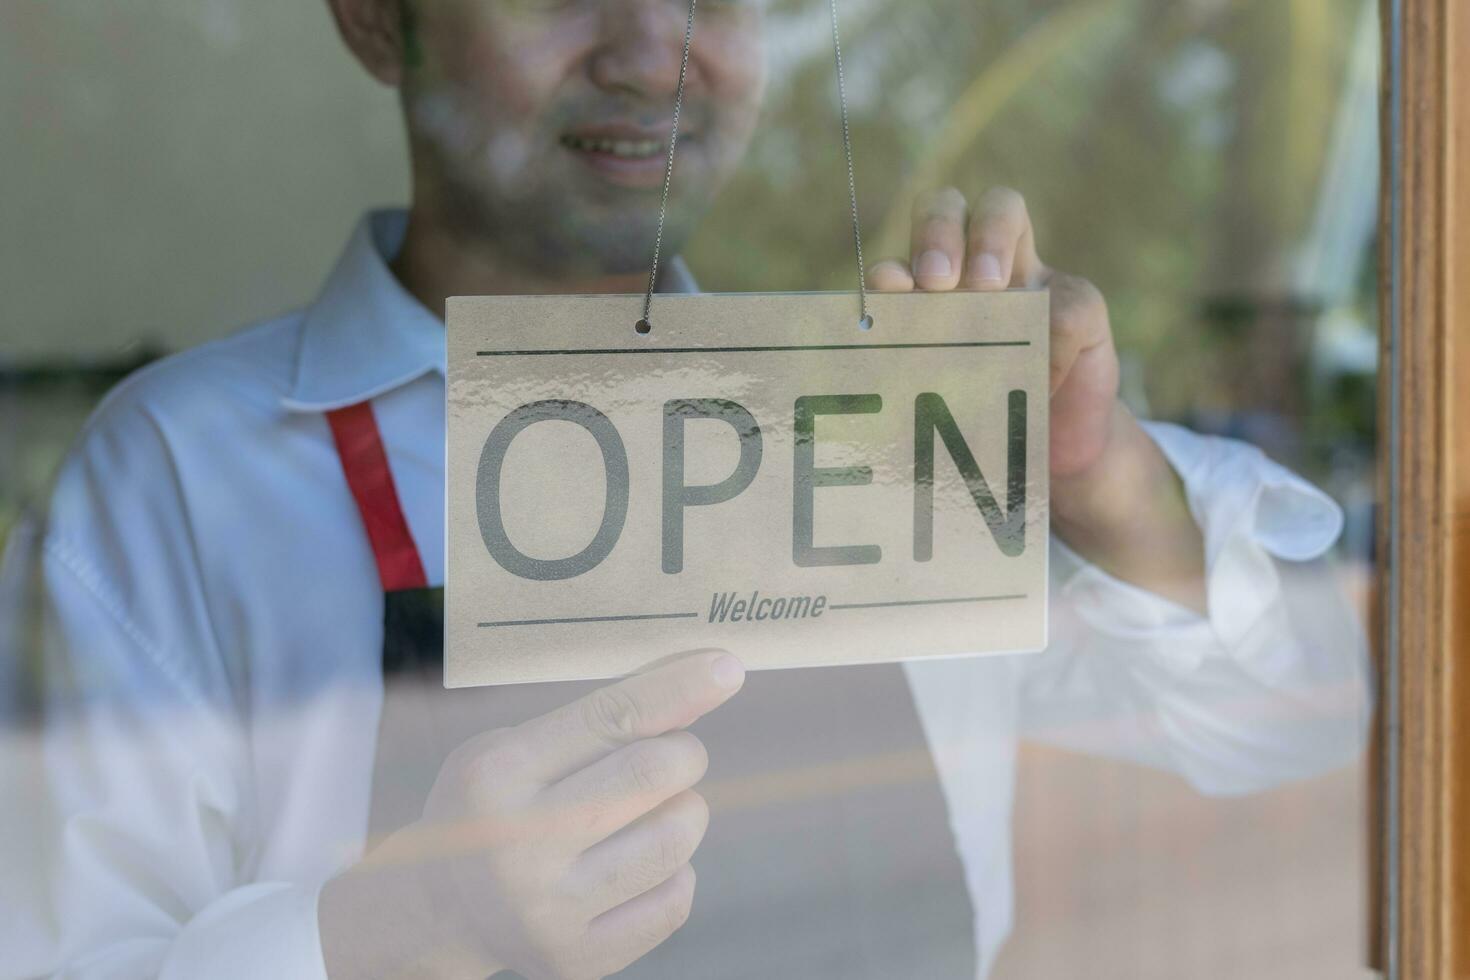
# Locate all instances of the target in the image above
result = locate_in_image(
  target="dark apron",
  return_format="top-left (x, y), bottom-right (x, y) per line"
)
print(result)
top-left (328, 401), bottom-right (977, 979)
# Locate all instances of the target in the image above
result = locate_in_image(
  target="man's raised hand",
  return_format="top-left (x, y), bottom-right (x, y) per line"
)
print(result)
top-left (869, 185), bottom-right (1119, 481)
top-left (871, 185), bottom-right (1206, 612)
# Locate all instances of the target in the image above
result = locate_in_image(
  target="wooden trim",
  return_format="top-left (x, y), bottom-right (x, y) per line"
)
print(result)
top-left (1446, 3), bottom-right (1470, 972)
top-left (1381, 0), bottom-right (1470, 975)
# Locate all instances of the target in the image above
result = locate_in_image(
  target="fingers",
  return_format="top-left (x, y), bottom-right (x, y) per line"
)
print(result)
top-left (542, 731), bottom-right (710, 848)
top-left (893, 186), bottom-right (1046, 294)
top-left (908, 187), bottom-right (968, 291)
top-left (513, 650), bottom-right (744, 785)
top-left (571, 790), bottom-right (710, 916)
top-left (964, 186), bottom-right (1043, 290)
top-left (585, 864), bottom-right (698, 977)
top-left (869, 259), bottom-right (915, 292)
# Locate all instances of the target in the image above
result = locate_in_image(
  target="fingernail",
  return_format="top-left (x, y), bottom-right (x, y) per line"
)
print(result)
top-left (710, 654), bottom-right (746, 690)
top-left (971, 253), bottom-right (1005, 283)
top-left (915, 250), bottom-right (953, 280)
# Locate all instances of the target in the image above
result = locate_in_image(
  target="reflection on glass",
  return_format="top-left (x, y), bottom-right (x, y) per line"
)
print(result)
top-left (1, 1), bottom-right (1380, 978)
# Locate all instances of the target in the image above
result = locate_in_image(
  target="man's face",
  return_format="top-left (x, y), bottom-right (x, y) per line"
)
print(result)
top-left (401, 0), bottom-right (767, 278)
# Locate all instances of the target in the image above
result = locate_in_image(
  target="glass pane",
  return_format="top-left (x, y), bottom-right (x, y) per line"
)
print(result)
top-left (1, 1), bottom-right (1384, 978)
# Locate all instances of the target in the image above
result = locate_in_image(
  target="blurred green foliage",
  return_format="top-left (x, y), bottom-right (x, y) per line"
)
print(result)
top-left (686, 0), bottom-right (1376, 473)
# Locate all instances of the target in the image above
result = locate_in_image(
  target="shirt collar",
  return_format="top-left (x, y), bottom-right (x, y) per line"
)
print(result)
top-left (283, 210), bottom-right (445, 413)
top-left (283, 209), bottom-right (698, 413)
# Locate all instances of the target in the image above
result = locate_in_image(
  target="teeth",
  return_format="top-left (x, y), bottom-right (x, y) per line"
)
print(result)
top-left (562, 135), bottom-right (666, 158)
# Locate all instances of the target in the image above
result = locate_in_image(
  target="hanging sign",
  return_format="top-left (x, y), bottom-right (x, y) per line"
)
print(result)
top-left (445, 290), bottom-right (1050, 687)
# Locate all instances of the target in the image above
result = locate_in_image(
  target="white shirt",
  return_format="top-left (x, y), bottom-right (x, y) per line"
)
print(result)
top-left (1, 211), bottom-right (1371, 980)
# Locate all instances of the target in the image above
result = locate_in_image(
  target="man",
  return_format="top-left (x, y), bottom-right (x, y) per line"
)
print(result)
top-left (4, 0), bottom-right (1369, 977)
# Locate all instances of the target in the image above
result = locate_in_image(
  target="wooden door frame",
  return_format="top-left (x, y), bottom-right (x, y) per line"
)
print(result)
top-left (1380, 0), bottom-right (1468, 975)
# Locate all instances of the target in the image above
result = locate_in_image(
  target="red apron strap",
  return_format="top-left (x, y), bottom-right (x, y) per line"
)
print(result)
top-left (326, 401), bottom-right (428, 592)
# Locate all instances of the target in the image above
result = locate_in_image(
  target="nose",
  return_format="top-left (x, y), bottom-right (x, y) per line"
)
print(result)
top-left (590, 0), bottom-right (689, 100)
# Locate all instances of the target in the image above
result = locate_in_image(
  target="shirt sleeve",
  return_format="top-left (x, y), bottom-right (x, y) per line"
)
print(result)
top-left (1018, 422), bottom-right (1372, 796)
top-left (0, 397), bottom-right (330, 980)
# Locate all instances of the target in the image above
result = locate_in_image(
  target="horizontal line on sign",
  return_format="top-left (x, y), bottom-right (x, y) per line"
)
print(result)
top-left (476, 341), bottom-right (1030, 357)
top-left (478, 612), bottom-right (699, 628)
top-left (828, 595), bottom-right (1027, 611)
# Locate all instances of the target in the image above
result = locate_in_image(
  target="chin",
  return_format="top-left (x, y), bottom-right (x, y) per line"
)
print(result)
top-left (556, 204), bottom-right (697, 275)
top-left (562, 229), bottom-right (663, 278)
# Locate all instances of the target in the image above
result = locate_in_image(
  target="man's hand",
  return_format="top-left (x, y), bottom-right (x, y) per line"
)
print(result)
top-left (872, 187), bottom-right (1207, 613)
top-left (319, 650), bottom-right (746, 980)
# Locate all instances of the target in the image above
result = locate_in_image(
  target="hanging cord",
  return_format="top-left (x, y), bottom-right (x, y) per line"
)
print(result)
top-left (640, 0), bottom-right (870, 333)
top-left (828, 0), bottom-right (870, 329)
top-left (638, 0), bottom-right (699, 334)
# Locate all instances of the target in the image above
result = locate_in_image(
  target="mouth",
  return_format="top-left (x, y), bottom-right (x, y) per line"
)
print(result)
top-left (560, 133), bottom-right (667, 160)
top-left (559, 125), bottom-right (688, 188)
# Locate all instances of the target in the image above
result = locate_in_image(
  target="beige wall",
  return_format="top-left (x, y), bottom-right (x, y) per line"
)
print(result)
top-left (1, 0), bottom-right (409, 361)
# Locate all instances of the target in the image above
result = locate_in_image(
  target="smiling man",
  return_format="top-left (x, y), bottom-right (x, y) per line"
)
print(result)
top-left (384, 0), bottom-right (762, 293)
top-left (4, 1), bottom-right (1371, 978)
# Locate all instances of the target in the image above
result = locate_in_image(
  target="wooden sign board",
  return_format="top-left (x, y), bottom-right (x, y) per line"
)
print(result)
top-left (445, 291), bottom-right (1050, 688)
